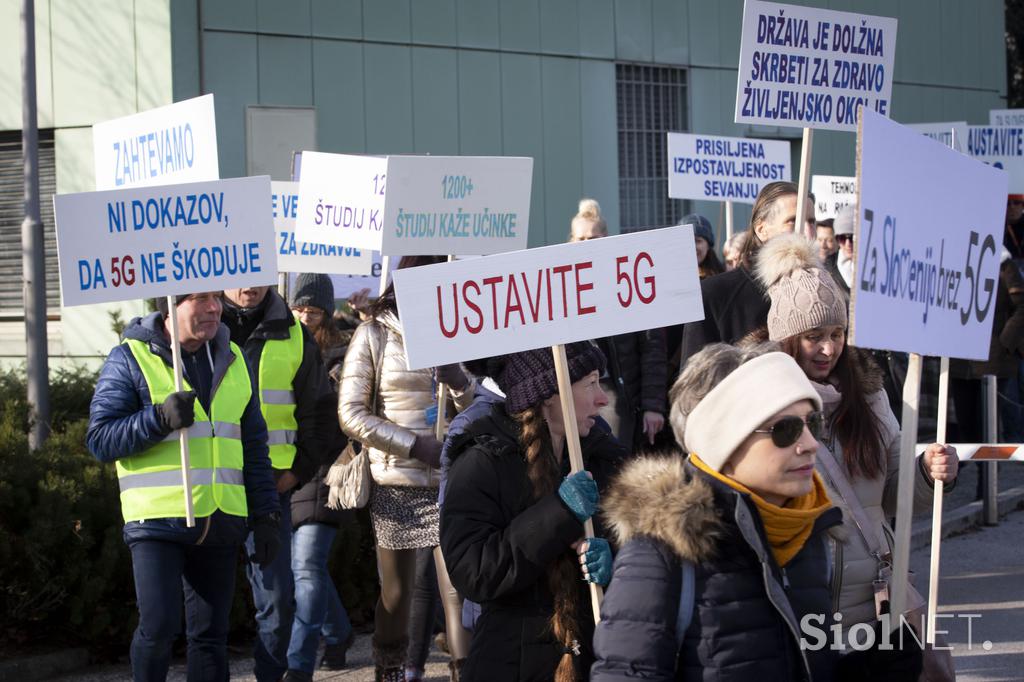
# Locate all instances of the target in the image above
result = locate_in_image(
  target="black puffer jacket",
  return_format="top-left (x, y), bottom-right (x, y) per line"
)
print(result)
top-left (291, 326), bottom-right (354, 529)
top-left (440, 404), bottom-right (627, 682)
top-left (598, 330), bottom-right (667, 450)
top-left (592, 456), bottom-right (842, 682)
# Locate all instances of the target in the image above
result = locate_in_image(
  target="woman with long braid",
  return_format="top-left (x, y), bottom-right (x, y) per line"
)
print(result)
top-left (440, 343), bottom-right (626, 681)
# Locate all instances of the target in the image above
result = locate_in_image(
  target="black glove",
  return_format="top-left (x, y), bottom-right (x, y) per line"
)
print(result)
top-left (410, 435), bottom-right (443, 468)
top-left (156, 391), bottom-right (196, 431)
top-left (434, 363), bottom-right (469, 390)
top-left (249, 513), bottom-right (281, 568)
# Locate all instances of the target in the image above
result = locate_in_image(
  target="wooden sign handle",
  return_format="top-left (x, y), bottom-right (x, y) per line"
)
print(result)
top-left (795, 127), bottom-right (815, 239)
top-left (890, 352), bottom-right (923, 626)
top-left (166, 295), bottom-right (196, 528)
top-left (926, 356), bottom-right (950, 644)
top-left (551, 344), bottom-right (604, 623)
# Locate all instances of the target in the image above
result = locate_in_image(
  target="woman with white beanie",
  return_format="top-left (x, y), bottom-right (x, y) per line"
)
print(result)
top-left (592, 343), bottom-right (842, 681)
top-left (749, 232), bottom-right (958, 680)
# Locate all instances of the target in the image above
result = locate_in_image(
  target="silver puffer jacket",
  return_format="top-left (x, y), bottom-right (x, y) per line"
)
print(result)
top-left (338, 310), bottom-right (476, 488)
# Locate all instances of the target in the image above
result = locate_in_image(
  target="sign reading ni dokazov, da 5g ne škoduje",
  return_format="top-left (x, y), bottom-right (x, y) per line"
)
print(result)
top-left (852, 109), bottom-right (1007, 360)
top-left (272, 181), bottom-right (373, 275)
top-left (92, 94), bottom-right (219, 191)
top-left (381, 156), bottom-right (532, 256)
top-left (393, 226), bottom-right (703, 370)
top-left (667, 133), bottom-right (791, 204)
top-left (735, 0), bottom-right (897, 132)
top-left (294, 152), bottom-right (387, 252)
top-left (811, 175), bottom-right (856, 220)
top-left (53, 177), bottom-right (278, 307)
top-left (967, 125), bottom-right (1024, 193)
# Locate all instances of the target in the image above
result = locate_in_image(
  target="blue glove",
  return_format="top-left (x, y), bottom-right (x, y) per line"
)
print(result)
top-left (558, 471), bottom-right (599, 524)
top-left (579, 537), bottom-right (613, 587)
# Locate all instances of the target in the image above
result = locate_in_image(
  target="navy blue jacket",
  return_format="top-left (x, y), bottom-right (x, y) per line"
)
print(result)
top-left (86, 313), bottom-right (278, 544)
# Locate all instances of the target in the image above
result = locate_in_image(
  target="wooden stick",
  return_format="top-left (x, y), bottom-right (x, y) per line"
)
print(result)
top-left (551, 344), bottom-right (604, 623)
top-left (795, 127), bottom-right (814, 239)
top-left (890, 352), bottom-right (923, 626)
top-left (926, 356), bottom-right (950, 644)
top-left (434, 255), bottom-right (455, 441)
top-left (378, 255), bottom-right (391, 297)
top-left (166, 295), bottom-right (195, 528)
top-left (725, 200), bottom-right (734, 242)
top-left (278, 270), bottom-right (288, 301)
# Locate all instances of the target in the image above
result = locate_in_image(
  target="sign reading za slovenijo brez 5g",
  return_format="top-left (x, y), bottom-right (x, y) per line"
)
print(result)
top-left (53, 176), bottom-right (278, 307)
top-left (392, 226), bottom-right (703, 370)
top-left (735, 0), bottom-right (897, 132)
top-left (852, 109), bottom-right (1007, 361)
top-left (92, 94), bottom-right (219, 191)
top-left (667, 132), bottom-right (791, 204)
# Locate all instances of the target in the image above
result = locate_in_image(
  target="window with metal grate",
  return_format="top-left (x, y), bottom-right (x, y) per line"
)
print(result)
top-left (0, 130), bottom-right (59, 315)
top-left (616, 64), bottom-right (688, 233)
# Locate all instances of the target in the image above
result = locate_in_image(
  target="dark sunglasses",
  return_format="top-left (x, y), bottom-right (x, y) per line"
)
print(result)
top-left (836, 234), bottom-right (853, 244)
top-left (752, 411), bottom-right (824, 447)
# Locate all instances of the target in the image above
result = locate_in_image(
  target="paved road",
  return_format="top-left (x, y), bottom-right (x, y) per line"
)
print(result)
top-left (49, 469), bottom-right (1024, 682)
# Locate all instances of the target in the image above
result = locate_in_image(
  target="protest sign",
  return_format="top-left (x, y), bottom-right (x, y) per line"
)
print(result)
top-left (990, 109), bottom-right (1024, 127)
top-left (967, 125), bottom-right (1024, 193)
top-left (734, 0), bottom-right (897, 132)
top-left (92, 94), bottom-right (219, 191)
top-left (811, 175), bottom-right (856, 220)
top-left (54, 176), bottom-right (277, 307)
top-left (392, 225), bottom-right (702, 370)
top-left (381, 156), bottom-right (532, 256)
top-left (852, 110), bottom-right (1007, 359)
top-left (667, 132), bottom-right (791, 204)
top-left (272, 181), bottom-right (373, 275)
top-left (907, 122), bottom-right (969, 153)
top-left (294, 152), bottom-right (387, 252)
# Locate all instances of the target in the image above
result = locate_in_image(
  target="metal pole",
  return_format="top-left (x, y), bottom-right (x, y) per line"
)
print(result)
top-left (21, 0), bottom-right (50, 449)
top-left (983, 376), bottom-right (999, 525)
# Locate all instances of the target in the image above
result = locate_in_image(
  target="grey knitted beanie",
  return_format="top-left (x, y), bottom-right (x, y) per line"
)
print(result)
top-left (494, 341), bottom-right (606, 414)
top-left (755, 233), bottom-right (848, 341)
top-left (290, 273), bottom-right (336, 317)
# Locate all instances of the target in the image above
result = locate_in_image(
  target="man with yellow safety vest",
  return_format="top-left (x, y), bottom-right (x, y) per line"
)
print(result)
top-left (221, 285), bottom-right (333, 682)
top-left (87, 291), bottom-right (280, 682)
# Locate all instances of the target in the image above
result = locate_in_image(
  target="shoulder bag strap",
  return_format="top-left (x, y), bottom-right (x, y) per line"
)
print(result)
top-left (816, 443), bottom-right (885, 559)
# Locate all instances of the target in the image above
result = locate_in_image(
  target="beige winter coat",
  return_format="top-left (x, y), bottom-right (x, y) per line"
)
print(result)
top-left (338, 311), bottom-right (476, 488)
top-left (814, 352), bottom-right (935, 631)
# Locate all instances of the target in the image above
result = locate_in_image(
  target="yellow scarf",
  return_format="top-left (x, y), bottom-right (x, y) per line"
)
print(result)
top-left (690, 454), bottom-right (832, 567)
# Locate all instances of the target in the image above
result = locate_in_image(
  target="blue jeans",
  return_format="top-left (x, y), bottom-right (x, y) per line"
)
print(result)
top-left (126, 536), bottom-right (237, 682)
top-left (286, 523), bottom-right (353, 673)
top-left (245, 491), bottom-right (294, 682)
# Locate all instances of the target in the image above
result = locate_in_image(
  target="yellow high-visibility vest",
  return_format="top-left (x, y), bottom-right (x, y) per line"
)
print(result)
top-left (257, 319), bottom-right (303, 470)
top-left (115, 339), bottom-right (251, 521)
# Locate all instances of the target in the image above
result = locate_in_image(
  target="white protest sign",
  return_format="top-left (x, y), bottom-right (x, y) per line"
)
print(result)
top-left (852, 109), bottom-right (1007, 360)
top-left (990, 109), bottom-right (1024, 127)
top-left (667, 133), bottom-right (790, 204)
top-left (92, 94), bottom-right (219, 191)
top-left (294, 152), bottom-right (387, 251)
top-left (967, 125), bottom-right (1024, 193)
top-left (735, 0), bottom-right (897, 132)
top-left (54, 176), bottom-right (277, 307)
top-left (393, 226), bottom-right (703, 369)
top-left (811, 175), bottom-right (856, 220)
top-left (272, 181), bottom-right (373, 275)
top-left (907, 122), bottom-right (969, 153)
top-left (381, 156), bottom-right (532, 256)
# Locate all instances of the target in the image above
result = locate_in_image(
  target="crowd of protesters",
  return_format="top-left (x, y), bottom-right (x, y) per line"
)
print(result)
top-left (87, 178), bottom-right (1024, 682)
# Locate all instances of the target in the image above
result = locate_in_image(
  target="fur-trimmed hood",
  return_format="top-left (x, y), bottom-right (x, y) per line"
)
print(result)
top-left (601, 455), bottom-right (723, 562)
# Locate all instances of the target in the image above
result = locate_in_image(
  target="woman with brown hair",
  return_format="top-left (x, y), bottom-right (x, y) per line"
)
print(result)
top-left (440, 343), bottom-right (627, 681)
top-left (750, 233), bottom-right (958, 680)
top-left (337, 256), bottom-right (478, 681)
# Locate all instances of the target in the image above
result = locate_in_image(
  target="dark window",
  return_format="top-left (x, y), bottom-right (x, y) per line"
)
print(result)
top-left (616, 64), bottom-right (688, 232)
top-left (0, 130), bottom-right (59, 314)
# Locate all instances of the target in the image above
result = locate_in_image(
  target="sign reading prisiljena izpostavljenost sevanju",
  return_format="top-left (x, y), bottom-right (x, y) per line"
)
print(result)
top-left (735, 0), bottom-right (897, 132)
top-left (667, 132), bottom-right (791, 204)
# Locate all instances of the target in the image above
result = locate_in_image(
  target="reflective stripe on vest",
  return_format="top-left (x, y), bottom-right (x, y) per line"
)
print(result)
top-left (258, 319), bottom-right (303, 470)
top-left (117, 339), bottom-right (251, 522)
